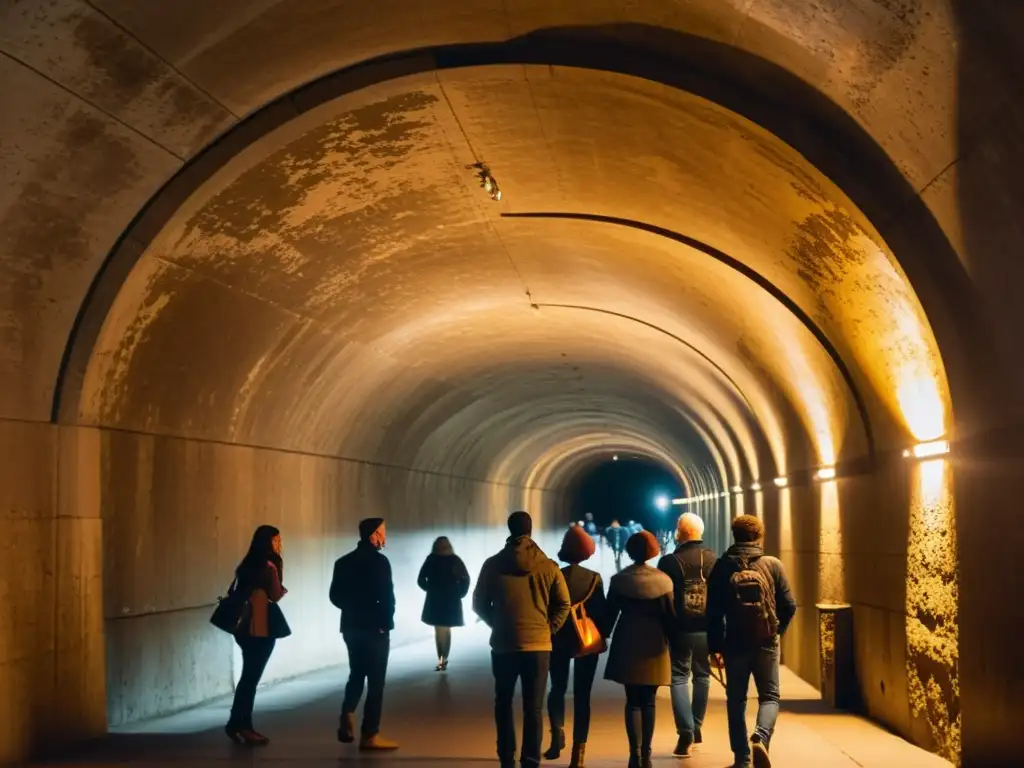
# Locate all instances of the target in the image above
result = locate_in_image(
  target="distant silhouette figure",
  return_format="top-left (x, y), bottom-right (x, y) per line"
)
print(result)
top-left (417, 536), bottom-right (470, 671)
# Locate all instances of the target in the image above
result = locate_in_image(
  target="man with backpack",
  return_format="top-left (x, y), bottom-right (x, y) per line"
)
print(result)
top-left (657, 512), bottom-right (717, 758)
top-left (706, 515), bottom-right (796, 768)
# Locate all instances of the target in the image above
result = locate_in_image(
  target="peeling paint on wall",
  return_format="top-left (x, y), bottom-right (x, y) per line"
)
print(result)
top-left (906, 458), bottom-right (960, 765)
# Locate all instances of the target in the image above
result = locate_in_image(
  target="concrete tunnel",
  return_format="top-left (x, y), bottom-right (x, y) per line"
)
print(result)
top-left (2, 2), bottom-right (1023, 766)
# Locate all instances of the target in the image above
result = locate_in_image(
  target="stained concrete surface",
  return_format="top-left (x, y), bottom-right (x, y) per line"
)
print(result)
top-left (60, 615), bottom-right (951, 768)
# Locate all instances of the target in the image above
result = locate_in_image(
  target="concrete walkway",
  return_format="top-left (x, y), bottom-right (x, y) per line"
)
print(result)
top-left (55, 620), bottom-right (951, 768)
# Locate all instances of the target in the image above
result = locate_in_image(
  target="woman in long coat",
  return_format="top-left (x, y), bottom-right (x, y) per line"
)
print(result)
top-left (605, 531), bottom-right (675, 768)
top-left (417, 536), bottom-right (470, 671)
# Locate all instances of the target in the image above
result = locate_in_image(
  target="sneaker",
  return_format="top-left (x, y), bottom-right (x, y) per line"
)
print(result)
top-left (751, 736), bottom-right (771, 768)
top-left (359, 733), bottom-right (399, 751)
top-left (673, 735), bottom-right (692, 757)
top-left (337, 712), bottom-right (355, 743)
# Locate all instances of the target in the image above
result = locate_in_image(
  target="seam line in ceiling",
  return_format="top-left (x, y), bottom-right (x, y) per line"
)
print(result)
top-left (506, 211), bottom-right (875, 461)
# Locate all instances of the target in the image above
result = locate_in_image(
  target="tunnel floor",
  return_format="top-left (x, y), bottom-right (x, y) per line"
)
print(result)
top-left (60, 557), bottom-right (950, 768)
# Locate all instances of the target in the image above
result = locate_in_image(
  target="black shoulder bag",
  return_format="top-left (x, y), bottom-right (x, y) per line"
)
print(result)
top-left (210, 578), bottom-right (251, 635)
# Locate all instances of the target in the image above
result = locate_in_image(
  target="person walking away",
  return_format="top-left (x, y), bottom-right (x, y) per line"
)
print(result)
top-left (657, 512), bottom-right (717, 757)
top-left (706, 515), bottom-right (796, 768)
top-left (605, 520), bottom-right (628, 572)
top-left (583, 513), bottom-right (599, 539)
top-left (417, 536), bottom-right (470, 671)
top-left (604, 531), bottom-right (675, 768)
top-left (545, 526), bottom-right (609, 768)
top-left (225, 525), bottom-right (291, 746)
top-left (329, 517), bottom-right (399, 751)
top-left (473, 511), bottom-right (571, 768)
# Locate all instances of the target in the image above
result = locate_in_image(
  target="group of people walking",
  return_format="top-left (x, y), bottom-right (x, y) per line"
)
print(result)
top-left (216, 509), bottom-right (795, 768)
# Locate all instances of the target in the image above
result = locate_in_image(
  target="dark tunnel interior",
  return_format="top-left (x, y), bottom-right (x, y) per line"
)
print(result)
top-left (3, 2), bottom-right (1024, 766)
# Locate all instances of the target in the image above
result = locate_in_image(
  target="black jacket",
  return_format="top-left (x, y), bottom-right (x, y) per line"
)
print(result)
top-left (418, 553), bottom-right (470, 628)
top-left (329, 541), bottom-right (396, 633)
top-left (657, 540), bottom-right (717, 634)
top-left (706, 542), bottom-right (796, 654)
top-left (552, 563), bottom-right (608, 654)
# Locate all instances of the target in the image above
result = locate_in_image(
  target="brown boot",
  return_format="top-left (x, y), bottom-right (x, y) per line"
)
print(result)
top-left (359, 733), bottom-right (399, 751)
top-left (337, 712), bottom-right (355, 743)
top-left (569, 742), bottom-right (586, 768)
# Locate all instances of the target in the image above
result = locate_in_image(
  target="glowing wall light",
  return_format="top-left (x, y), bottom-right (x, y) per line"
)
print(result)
top-left (671, 497), bottom-right (685, 506)
top-left (903, 439), bottom-right (950, 460)
top-left (750, 482), bottom-right (762, 492)
top-left (720, 491), bottom-right (729, 499)
top-left (773, 477), bottom-right (788, 488)
top-left (731, 486), bottom-right (743, 494)
top-left (816, 466), bottom-right (837, 481)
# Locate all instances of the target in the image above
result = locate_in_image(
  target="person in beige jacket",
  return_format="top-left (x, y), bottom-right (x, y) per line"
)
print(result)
top-left (473, 512), bottom-right (571, 768)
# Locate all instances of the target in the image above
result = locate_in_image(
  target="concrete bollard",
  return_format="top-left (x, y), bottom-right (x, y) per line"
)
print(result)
top-left (816, 602), bottom-right (856, 710)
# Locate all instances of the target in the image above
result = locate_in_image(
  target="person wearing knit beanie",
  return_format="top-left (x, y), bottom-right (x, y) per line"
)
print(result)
top-left (328, 516), bottom-right (398, 751)
top-left (547, 526), bottom-right (608, 766)
top-left (626, 530), bottom-right (661, 564)
top-left (558, 525), bottom-right (596, 564)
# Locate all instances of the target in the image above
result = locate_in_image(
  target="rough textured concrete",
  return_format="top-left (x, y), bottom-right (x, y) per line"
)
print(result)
top-left (3, 2), bottom-right (1024, 766)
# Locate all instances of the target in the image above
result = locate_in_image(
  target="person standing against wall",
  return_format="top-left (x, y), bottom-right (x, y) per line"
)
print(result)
top-left (417, 536), bottom-right (471, 671)
top-left (657, 512), bottom-right (717, 757)
top-left (473, 511), bottom-right (571, 768)
top-left (329, 518), bottom-right (399, 751)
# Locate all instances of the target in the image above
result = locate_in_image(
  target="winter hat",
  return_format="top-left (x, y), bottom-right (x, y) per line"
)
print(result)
top-left (558, 526), bottom-right (596, 564)
top-left (626, 530), bottom-right (660, 563)
top-left (359, 517), bottom-right (385, 541)
top-left (507, 511), bottom-right (533, 538)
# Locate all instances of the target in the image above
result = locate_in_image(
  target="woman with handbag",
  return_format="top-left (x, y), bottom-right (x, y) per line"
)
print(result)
top-left (417, 536), bottom-right (470, 671)
top-left (544, 526), bottom-right (608, 768)
top-left (224, 525), bottom-right (291, 746)
top-left (604, 531), bottom-right (675, 768)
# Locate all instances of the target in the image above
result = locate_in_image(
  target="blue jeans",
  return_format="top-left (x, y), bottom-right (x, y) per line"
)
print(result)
top-left (724, 639), bottom-right (781, 763)
top-left (670, 632), bottom-right (711, 738)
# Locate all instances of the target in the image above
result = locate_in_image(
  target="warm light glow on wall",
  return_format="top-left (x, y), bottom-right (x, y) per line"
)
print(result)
top-left (818, 480), bottom-right (844, 603)
top-left (903, 439), bottom-right (950, 460)
top-left (906, 458), bottom-right (960, 764)
top-left (816, 466), bottom-right (837, 481)
top-left (897, 370), bottom-right (948, 442)
top-left (773, 476), bottom-right (788, 488)
top-left (750, 482), bottom-right (762, 492)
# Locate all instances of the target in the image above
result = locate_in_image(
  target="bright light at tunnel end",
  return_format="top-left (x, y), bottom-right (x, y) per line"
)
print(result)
top-left (903, 439), bottom-right (950, 460)
top-left (654, 494), bottom-right (670, 512)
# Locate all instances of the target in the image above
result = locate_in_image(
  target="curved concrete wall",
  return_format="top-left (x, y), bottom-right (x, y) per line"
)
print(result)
top-left (2, 2), bottom-right (1023, 766)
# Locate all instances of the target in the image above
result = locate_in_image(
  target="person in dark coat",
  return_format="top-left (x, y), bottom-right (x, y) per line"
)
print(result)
top-left (417, 536), bottom-right (470, 671)
top-left (544, 526), bottom-right (608, 768)
top-left (605, 531), bottom-right (675, 768)
top-left (329, 517), bottom-right (399, 752)
top-left (225, 525), bottom-right (290, 746)
top-left (658, 512), bottom-right (717, 757)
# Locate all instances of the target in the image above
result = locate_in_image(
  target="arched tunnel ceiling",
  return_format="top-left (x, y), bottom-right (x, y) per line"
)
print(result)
top-left (76, 63), bottom-right (928, 488)
top-left (6, 0), bottom-right (995, 493)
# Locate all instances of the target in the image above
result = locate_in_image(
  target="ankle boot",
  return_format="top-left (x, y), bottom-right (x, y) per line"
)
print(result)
top-left (543, 728), bottom-right (565, 760)
top-left (640, 747), bottom-right (653, 768)
top-left (569, 742), bottom-right (586, 768)
top-left (627, 750), bottom-right (641, 768)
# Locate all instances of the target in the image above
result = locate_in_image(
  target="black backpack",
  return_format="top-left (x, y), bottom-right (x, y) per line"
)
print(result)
top-left (671, 550), bottom-right (708, 621)
top-left (727, 556), bottom-right (779, 646)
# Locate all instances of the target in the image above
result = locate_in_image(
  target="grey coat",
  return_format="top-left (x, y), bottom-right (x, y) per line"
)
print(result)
top-left (604, 564), bottom-right (676, 686)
